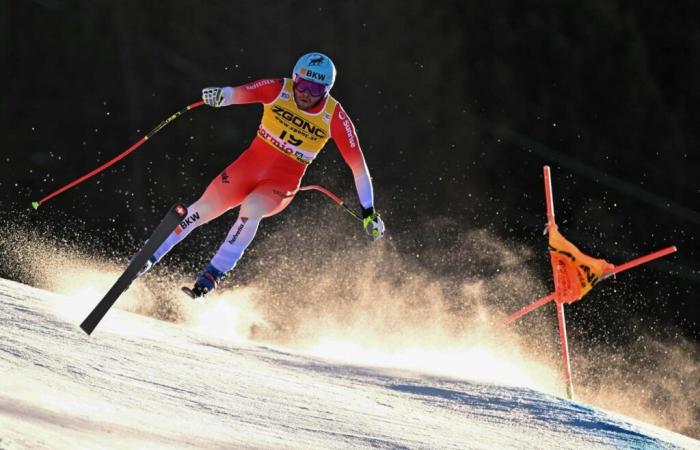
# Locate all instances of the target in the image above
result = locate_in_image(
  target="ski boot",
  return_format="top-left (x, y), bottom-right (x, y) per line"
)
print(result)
top-left (138, 255), bottom-right (158, 277)
top-left (127, 253), bottom-right (158, 278)
top-left (182, 263), bottom-right (227, 299)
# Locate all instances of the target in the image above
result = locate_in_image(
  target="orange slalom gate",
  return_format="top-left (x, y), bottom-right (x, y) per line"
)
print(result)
top-left (504, 166), bottom-right (677, 399)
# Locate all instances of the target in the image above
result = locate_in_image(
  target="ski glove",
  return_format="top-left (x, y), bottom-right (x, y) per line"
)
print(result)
top-left (202, 87), bottom-right (230, 107)
top-left (362, 207), bottom-right (385, 241)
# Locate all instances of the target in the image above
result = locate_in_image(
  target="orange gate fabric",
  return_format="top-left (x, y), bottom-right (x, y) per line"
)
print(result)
top-left (548, 225), bottom-right (614, 303)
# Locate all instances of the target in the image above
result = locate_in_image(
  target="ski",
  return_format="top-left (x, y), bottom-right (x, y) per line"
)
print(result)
top-left (181, 286), bottom-right (196, 299)
top-left (80, 204), bottom-right (188, 335)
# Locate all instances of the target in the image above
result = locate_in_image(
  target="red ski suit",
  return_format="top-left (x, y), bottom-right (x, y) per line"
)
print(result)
top-left (152, 78), bottom-right (375, 274)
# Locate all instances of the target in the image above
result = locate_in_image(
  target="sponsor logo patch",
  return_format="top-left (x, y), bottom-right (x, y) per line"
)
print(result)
top-left (228, 217), bottom-right (249, 245)
top-left (271, 105), bottom-right (327, 138)
top-left (245, 79), bottom-right (276, 90)
top-left (338, 110), bottom-right (357, 148)
top-left (257, 126), bottom-right (312, 165)
top-left (300, 68), bottom-right (326, 82)
top-left (175, 212), bottom-right (201, 235)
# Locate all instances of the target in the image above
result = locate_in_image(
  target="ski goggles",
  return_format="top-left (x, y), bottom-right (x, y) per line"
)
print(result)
top-left (293, 77), bottom-right (330, 97)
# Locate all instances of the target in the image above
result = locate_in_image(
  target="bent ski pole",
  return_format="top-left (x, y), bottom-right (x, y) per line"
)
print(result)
top-left (299, 185), bottom-right (362, 221)
top-left (32, 100), bottom-right (205, 209)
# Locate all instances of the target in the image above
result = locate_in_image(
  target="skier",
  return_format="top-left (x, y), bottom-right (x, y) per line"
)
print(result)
top-left (139, 52), bottom-right (385, 298)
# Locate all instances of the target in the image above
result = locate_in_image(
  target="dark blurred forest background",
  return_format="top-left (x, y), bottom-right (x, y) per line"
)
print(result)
top-left (1, 0), bottom-right (699, 435)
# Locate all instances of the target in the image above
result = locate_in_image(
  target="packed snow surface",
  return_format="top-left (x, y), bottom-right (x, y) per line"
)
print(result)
top-left (0, 278), bottom-right (697, 449)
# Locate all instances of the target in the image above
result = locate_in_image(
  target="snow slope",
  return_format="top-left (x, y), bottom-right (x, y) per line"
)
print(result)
top-left (0, 278), bottom-right (697, 450)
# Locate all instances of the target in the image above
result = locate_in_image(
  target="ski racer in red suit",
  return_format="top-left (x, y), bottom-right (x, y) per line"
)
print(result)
top-left (140, 52), bottom-right (385, 298)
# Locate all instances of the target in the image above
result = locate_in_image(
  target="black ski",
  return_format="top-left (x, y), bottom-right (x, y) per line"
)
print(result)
top-left (181, 286), bottom-right (197, 299)
top-left (80, 204), bottom-right (188, 335)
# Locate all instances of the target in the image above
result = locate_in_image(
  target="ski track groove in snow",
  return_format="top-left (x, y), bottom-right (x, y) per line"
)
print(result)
top-left (0, 278), bottom-right (698, 449)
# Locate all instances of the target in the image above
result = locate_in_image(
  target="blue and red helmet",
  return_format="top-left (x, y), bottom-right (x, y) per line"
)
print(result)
top-left (292, 52), bottom-right (336, 95)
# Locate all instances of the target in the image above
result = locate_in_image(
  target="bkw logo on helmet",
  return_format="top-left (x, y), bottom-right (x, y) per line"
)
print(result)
top-left (300, 68), bottom-right (326, 82)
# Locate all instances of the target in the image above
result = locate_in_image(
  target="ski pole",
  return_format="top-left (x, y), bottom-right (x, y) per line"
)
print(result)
top-left (32, 100), bottom-right (205, 210)
top-left (299, 185), bottom-right (362, 221)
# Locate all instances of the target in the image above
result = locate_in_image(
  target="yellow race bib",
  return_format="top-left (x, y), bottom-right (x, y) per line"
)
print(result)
top-left (257, 78), bottom-right (337, 165)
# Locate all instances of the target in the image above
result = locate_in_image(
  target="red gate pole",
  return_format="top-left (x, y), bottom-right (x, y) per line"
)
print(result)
top-left (502, 293), bottom-right (556, 325)
top-left (602, 246), bottom-right (677, 279)
top-left (556, 301), bottom-right (575, 400)
top-left (543, 166), bottom-right (555, 229)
